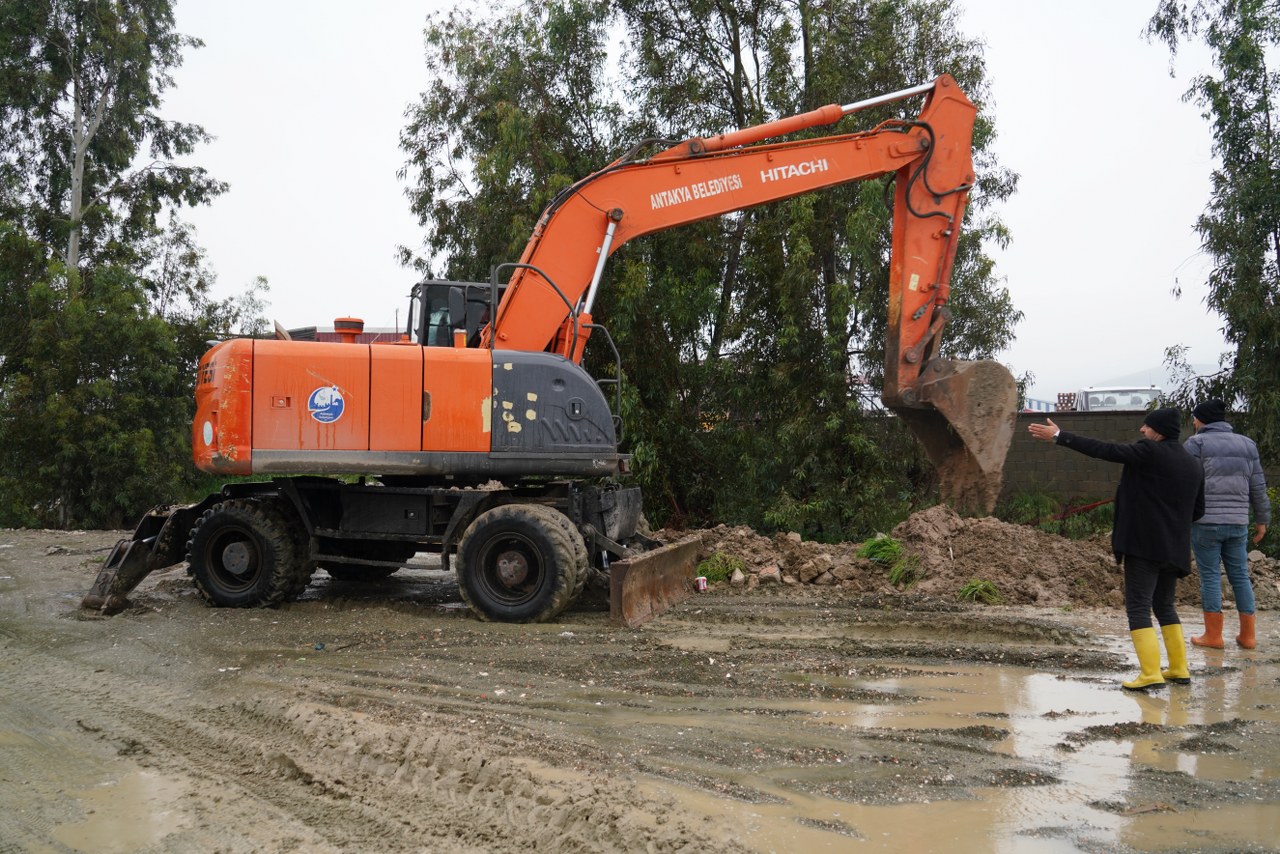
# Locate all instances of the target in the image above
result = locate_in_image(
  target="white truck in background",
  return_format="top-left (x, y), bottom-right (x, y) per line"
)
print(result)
top-left (1056, 386), bottom-right (1163, 412)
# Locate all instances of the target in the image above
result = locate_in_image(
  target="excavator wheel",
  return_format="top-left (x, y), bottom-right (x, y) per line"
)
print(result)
top-left (186, 499), bottom-right (300, 608)
top-left (275, 501), bottom-right (317, 598)
top-left (456, 504), bottom-right (581, 623)
top-left (520, 504), bottom-right (590, 600)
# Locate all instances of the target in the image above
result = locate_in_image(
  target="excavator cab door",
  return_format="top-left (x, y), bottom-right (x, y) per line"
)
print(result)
top-left (414, 281), bottom-right (506, 349)
top-left (447, 286), bottom-right (467, 336)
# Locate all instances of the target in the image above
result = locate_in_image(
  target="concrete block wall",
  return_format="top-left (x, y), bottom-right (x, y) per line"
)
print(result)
top-left (1000, 412), bottom-right (1144, 505)
top-left (1001, 411), bottom-right (1280, 506)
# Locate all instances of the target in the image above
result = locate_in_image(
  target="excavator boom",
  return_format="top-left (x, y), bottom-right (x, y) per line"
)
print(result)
top-left (489, 75), bottom-right (1016, 512)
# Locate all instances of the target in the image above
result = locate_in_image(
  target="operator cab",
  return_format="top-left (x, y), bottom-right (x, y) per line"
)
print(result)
top-left (408, 280), bottom-right (506, 348)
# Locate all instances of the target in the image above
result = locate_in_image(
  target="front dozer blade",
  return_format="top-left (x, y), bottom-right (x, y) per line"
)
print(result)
top-left (609, 537), bottom-right (702, 628)
top-left (891, 359), bottom-right (1018, 516)
top-left (82, 504), bottom-right (200, 614)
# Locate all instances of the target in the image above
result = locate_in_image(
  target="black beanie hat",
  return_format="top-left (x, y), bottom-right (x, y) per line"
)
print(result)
top-left (1143, 407), bottom-right (1182, 440)
top-left (1193, 399), bottom-right (1227, 424)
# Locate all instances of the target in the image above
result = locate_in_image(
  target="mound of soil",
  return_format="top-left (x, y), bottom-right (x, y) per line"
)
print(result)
top-left (694, 505), bottom-right (1280, 611)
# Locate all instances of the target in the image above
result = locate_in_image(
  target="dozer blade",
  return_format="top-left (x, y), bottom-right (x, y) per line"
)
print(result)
top-left (891, 358), bottom-right (1018, 516)
top-left (609, 536), bottom-right (702, 628)
top-left (82, 504), bottom-right (198, 614)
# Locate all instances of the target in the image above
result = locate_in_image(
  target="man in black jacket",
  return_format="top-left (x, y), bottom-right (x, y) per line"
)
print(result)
top-left (1029, 408), bottom-right (1206, 689)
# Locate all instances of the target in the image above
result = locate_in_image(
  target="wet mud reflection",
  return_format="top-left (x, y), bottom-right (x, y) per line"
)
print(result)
top-left (632, 627), bottom-right (1280, 852)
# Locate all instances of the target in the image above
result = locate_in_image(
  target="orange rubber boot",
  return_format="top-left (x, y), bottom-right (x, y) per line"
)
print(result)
top-left (1191, 611), bottom-right (1225, 649)
top-left (1237, 613), bottom-right (1257, 650)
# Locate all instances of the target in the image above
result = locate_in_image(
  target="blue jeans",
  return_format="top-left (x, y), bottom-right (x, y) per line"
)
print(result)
top-left (1191, 523), bottom-right (1255, 614)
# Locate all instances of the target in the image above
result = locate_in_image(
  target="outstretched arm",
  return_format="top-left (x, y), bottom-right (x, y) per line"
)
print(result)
top-left (1029, 418), bottom-right (1152, 465)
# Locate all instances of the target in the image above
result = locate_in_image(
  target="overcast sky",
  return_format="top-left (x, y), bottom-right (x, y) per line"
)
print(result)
top-left (162, 0), bottom-right (1228, 403)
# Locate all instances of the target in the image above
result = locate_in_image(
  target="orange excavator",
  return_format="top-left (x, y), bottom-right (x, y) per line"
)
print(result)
top-left (83, 74), bottom-right (1016, 624)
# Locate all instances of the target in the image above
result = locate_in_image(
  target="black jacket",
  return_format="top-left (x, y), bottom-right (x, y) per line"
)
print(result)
top-left (1056, 432), bottom-right (1206, 573)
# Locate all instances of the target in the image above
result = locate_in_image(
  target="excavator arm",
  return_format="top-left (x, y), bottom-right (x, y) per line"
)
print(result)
top-left (488, 74), bottom-right (1017, 512)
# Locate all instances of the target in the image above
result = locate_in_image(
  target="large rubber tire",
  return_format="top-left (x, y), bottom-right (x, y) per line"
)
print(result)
top-left (522, 504), bottom-right (590, 601)
top-left (274, 501), bottom-right (316, 599)
top-left (186, 499), bottom-right (299, 608)
top-left (456, 504), bottom-right (581, 623)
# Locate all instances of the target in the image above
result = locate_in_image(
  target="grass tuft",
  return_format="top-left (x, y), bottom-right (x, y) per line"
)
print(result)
top-left (957, 579), bottom-right (1003, 605)
top-left (696, 552), bottom-right (746, 583)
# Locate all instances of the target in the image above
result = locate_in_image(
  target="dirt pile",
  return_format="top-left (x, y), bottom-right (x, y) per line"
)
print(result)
top-left (693, 505), bottom-right (1280, 611)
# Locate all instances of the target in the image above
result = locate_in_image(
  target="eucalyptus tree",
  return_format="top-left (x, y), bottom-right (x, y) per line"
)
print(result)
top-left (398, 0), bottom-right (621, 279)
top-left (0, 0), bottom-right (222, 272)
top-left (402, 0), bottom-right (1020, 538)
top-left (607, 0), bottom-right (1019, 536)
top-left (1148, 0), bottom-right (1280, 460)
top-left (0, 0), bottom-right (232, 527)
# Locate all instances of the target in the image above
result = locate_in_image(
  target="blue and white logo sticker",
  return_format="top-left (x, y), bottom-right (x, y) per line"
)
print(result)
top-left (308, 386), bottom-right (345, 424)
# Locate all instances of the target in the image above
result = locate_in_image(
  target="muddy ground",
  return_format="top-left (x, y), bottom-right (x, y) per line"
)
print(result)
top-left (2, 512), bottom-right (1279, 853)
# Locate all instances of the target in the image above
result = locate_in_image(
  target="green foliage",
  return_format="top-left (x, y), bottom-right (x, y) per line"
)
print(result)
top-left (697, 552), bottom-right (746, 583)
top-left (0, 248), bottom-right (260, 528)
top-left (0, 0), bottom-right (225, 268)
top-left (957, 578), bottom-right (1002, 604)
top-left (0, 1), bottom-right (251, 529)
top-left (1147, 1), bottom-right (1280, 462)
top-left (402, 0), bottom-right (1020, 540)
top-left (0, 258), bottom-right (186, 526)
top-left (398, 0), bottom-right (619, 279)
top-left (1057, 502), bottom-right (1114, 541)
top-left (995, 492), bottom-right (1059, 526)
top-left (995, 491), bottom-right (1113, 541)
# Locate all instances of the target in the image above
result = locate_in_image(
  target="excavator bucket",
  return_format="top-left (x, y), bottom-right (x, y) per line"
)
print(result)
top-left (82, 504), bottom-right (202, 614)
top-left (609, 537), bottom-right (702, 627)
top-left (890, 359), bottom-right (1019, 516)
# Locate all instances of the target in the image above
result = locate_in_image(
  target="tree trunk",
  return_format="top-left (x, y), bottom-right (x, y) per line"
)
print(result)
top-left (65, 65), bottom-right (110, 278)
top-left (66, 94), bottom-right (85, 273)
top-left (708, 215), bottom-right (748, 360)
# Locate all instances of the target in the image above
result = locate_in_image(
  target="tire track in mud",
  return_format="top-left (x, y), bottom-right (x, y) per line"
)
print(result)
top-left (1, 645), bottom-right (344, 853)
top-left (265, 610), bottom-right (1077, 812)
top-left (13, 531), bottom-right (1280, 852)
top-left (2, 637), bottom-right (746, 853)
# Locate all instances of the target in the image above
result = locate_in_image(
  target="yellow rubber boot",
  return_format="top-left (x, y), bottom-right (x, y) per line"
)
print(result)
top-left (1123, 627), bottom-right (1166, 690)
top-left (1160, 624), bottom-right (1191, 684)
top-left (1191, 611), bottom-right (1225, 648)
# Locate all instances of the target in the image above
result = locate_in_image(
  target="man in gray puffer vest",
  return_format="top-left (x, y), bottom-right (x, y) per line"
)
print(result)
top-left (1185, 399), bottom-right (1270, 650)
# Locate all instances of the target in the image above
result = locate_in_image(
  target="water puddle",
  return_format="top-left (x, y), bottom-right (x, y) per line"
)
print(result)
top-left (52, 771), bottom-right (193, 853)
top-left (632, 646), bottom-right (1280, 852)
